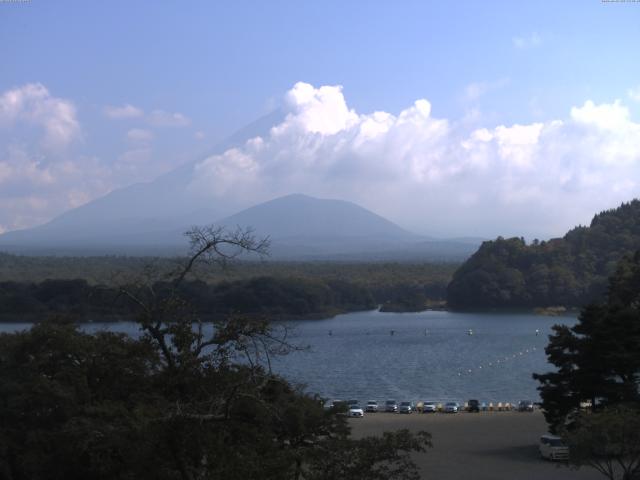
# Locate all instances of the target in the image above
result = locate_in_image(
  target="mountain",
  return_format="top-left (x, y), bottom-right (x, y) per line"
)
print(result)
top-left (0, 111), bottom-right (286, 254)
top-left (213, 193), bottom-right (468, 259)
top-left (0, 189), bottom-right (480, 259)
top-left (447, 200), bottom-right (640, 309)
top-left (0, 108), bottom-right (480, 260)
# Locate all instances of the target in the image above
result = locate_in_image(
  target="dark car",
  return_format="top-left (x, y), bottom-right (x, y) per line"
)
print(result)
top-left (467, 399), bottom-right (480, 412)
top-left (518, 400), bottom-right (534, 412)
top-left (385, 400), bottom-right (398, 413)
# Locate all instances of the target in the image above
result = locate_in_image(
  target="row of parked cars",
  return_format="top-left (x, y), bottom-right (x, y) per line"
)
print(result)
top-left (327, 399), bottom-right (535, 416)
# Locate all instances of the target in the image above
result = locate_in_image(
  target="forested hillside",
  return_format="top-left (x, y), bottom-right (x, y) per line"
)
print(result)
top-left (0, 256), bottom-right (457, 319)
top-left (447, 200), bottom-right (640, 309)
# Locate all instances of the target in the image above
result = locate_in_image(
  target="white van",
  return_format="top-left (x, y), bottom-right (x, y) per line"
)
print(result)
top-left (539, 434), bottom-right (569, 461)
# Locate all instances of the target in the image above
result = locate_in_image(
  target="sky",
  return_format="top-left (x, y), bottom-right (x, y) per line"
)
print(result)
top-left (2, 0), bottom-right (640, 238)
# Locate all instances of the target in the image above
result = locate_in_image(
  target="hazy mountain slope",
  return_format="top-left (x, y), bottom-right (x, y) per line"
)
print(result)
top-left (219, 194), bottom-right (416, 240)
top-left (447, 199), bottom-right (640, 309)
top-left (214, 193), bottom-right (449, 259)
top-left (0, 105), bottom-right (479, 260)
top-left (0, 110), bottom-right (286, 250)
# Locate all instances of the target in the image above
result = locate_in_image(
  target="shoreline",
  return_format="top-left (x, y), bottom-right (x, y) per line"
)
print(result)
top-left (0, 305), bottom-right (580, 324)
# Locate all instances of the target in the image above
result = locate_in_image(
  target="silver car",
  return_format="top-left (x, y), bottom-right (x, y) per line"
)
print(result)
top-left (539, 434), bottom-right (569, 461)
top-left (365, 400), bottom-right (378, 412)
top-left (444, 401), bottom-right (459, 413)
top-left (348, 404), bottom-right (364, 418)
top-left (422, 401), bottom-right (437, 413)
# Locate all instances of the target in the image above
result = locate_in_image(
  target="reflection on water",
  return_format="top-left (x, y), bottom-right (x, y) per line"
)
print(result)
top-left (0, 309), bottom-right (575, 404)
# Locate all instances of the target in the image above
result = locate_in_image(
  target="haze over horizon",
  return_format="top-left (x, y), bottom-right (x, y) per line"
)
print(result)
top-left (2, 1), bottom-right (640, 241)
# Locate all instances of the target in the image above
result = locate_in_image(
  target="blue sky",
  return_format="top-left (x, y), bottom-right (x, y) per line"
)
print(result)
top-left (2, 0), bottom-right (640, 237)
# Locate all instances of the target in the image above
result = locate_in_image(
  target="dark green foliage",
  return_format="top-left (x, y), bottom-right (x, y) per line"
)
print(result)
top-left (448, 200), bottom-right (640, 309)
top-left (562, 406), bottom-right (640, 480)
top-left (0, 260), bottom-right (459, 319)
top-left (0, 277), bottom-right (376, 321)
top-left (303, 429), bottom-right (432, 480)
top-left (0, 227), bottom-right (433, 479)
top-left (0, 314), bottom-right (431, 480)
top-left (533, 252), bottom-right (640, 432)
top-left (0, 254), bottom-right (457, 312)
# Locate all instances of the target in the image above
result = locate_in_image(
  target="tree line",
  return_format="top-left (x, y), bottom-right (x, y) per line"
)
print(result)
top-left (448, 200), bottom-right (640, 309)
top-left (0, 276), bottom-right (378, 321)
top-left (0, 261), bottom-right (456, 320)
top-left (534, 251), bottom-right (640, 480)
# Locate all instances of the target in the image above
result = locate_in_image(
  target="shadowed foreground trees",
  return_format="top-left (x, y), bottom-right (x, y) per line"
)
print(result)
top-left (0, 226), bottom-right (431, 480)
top-left (533, 252), bottom-right (640, 431)
top-left (562, 406), bottom-right (640, 480)
top-left (534, 251), bottom-right (640, 480)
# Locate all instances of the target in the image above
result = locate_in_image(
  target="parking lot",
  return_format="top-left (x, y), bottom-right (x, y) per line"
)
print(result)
top-left (349, 410), bottom-right (602, 480)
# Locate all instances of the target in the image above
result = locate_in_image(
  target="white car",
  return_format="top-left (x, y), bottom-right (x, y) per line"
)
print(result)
top-left (348, 404), bottom-right (364, 418)
top-left (444, 402), bottom-right (459, 413)
top-left (422, 401), bottom-right (437, 413)
top-left (365, 400), bottom-right (378, 412)
top-left (539, 434), bottom-right (569, 461)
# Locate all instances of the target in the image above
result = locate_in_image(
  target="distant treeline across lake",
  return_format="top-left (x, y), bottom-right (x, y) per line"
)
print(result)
top-left (0, 258), bottom-right (457, 321)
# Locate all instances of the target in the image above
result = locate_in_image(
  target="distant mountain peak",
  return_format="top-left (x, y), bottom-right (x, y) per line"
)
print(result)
top-left (218, 193), bottom-right (415, 241)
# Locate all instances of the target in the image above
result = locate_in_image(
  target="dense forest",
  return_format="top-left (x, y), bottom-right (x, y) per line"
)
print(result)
top-left (447, 200), bottom-right (640, 309)
top-left (0, 258), bottom-right (457, 320)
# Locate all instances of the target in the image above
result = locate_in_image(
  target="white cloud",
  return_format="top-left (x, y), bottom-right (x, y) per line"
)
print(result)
top-left (0, 84), bottom-right (118, 232)
top-left (104, 103), bottom-right (144, 119)
top-left (570, 99), bottom-right (630, 130)
top-left (148, 109), bottom-right (191, 127)
top-left (189, 82), bottom-right (640, 238)
top-left (104, 103), bottom-right (191, 128)
top-left (628, 86), bottom-right (640, 102)
top-left (0, 83), bottom-right (79, 148)
top-left (126, 128), bottom-right (154, 143)
top-left (512, 32), bottom-right (542, 49)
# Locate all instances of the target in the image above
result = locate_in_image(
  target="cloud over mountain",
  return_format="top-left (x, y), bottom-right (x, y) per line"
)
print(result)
top-left (1, 80), bottom-right (640, 239)
top-left (188, 82), bottom-right (640, 237)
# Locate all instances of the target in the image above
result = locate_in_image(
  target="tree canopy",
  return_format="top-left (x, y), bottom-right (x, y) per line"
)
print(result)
top-left (533, 251), bottom-right (640, 431)
top-left (448, 200), bottom-right (640, 309)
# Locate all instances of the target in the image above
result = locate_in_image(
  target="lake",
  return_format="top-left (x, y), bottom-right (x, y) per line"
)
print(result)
top-left (0, 309), bottom-right (575, 405)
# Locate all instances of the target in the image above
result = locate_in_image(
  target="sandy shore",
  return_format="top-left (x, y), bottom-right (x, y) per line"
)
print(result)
top-left (349, 410), bottom-right (601, 480)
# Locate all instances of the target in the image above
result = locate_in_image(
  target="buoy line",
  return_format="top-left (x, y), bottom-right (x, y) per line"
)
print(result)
top-left (456, 346), bottom-right (540, 376)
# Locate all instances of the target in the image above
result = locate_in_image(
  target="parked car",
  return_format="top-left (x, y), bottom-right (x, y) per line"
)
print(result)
top-left (467, 399), bottom-right (480, 412)
top-left (365, 400), bottom-right (378, 412)
top-left (422, 401), bottom-right (437, 413)
top-left (399, 401), bottom-right (414, 414)
top-left (347, 399), bottom-right (359, 407)
top-left (385, 400), bottom-right (398, 413)
top-left (348, 404), bottom-right (364, 418)
top-left (518, 400), bottom-right (534, 412)
top-left (444, 402), bottom-right (459, 413)
top-left (539, 434), bottom-right (569, 461)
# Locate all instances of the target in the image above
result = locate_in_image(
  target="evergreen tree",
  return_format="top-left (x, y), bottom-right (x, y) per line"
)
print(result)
top-left (533, 252), bottom-right (640, 432)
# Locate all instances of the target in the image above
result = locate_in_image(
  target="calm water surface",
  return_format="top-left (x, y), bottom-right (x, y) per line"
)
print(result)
top-left (0, 310), bottom-right (575, 404)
